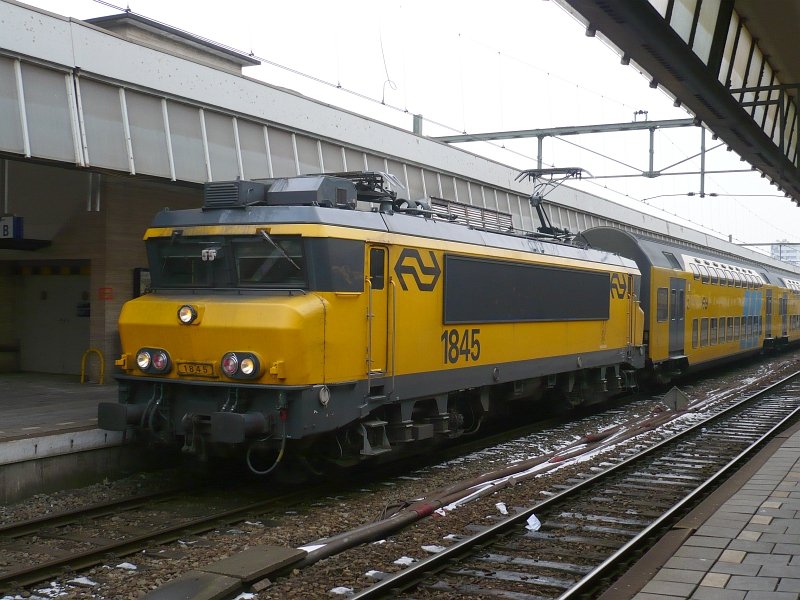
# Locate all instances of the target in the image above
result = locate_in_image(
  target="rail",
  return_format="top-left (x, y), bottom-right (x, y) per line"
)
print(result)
top-left (0, 484), bottom-right (314, 591)
top-left (350, 370), bottom-right (800, 598)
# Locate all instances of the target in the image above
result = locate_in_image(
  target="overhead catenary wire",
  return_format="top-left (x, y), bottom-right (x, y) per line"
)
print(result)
top-left (88, 0), bottom-right (789, 248)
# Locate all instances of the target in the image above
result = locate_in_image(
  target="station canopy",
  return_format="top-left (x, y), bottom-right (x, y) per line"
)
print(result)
top-left (554, 0), bottom-right (800, 206)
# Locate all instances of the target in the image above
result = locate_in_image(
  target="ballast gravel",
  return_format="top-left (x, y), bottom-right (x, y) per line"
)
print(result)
top-left (2, 351), bottom-right (798, 600)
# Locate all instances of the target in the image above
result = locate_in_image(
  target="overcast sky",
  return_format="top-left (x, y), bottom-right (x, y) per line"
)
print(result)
top-left (18, 0), bottom-right (800, 252)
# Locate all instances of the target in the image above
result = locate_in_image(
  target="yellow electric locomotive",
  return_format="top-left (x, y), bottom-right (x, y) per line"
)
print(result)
top-left (581, 227), bottom-right (800, 379)
top-left (99, 173), bottom-right (645, 473)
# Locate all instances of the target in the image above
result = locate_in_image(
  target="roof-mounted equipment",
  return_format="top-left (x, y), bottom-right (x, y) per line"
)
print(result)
top-left (203, 180), bottom-right (269, 209)
top-left (516, 167), bottom-right (588, 240)
top-left (203, 176), bottom-right (357, 210)
top-left (324, 171), bottom-right (403, 207)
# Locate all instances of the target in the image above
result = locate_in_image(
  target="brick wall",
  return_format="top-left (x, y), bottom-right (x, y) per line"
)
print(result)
top-left (0, 161), bottom-right (201, 376)
top-left (97, 177), bottom-right (200, 379)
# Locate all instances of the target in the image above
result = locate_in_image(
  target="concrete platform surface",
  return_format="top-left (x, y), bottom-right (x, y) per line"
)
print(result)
top-left (630, 428), bottom-right (800, 600)
top-left (0, 372), bottom-right (114, 441)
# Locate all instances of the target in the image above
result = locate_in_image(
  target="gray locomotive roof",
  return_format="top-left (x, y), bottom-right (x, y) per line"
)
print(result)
top-left (151, 205), bottom-right (638, 271)
top-left (581, 226), bottom-right (798, 286)
top-left (150, 204), bottom-right (388, 231)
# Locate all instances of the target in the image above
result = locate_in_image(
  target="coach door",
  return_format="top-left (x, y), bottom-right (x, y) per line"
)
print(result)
top-left (668, 277), bottom-right (686, 355)
top-left (781, 292), bottom-right (789, 337)
top-left (367, 246), bottom-right (389, 374)
top-left (765, 290), bottom-right (773, 338)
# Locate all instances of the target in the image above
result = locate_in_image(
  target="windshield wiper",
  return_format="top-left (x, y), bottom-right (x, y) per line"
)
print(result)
top-left (259, 230), bottom-right (300, 271)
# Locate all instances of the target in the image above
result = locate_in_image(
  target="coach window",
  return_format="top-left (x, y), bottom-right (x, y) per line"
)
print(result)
top-left (727, 317), bottom-right (734, 340)
top-left (700, 318), bottom-right (709, 346)
top-left (692, 319), bottom-right (699, 348)
top-left (723, 270), bottom-right (733, 286)
top-left (719, 318), bottom-right (726, 343)
top-left (710, 318), bottom-right (718, 345)
top-left (698, 265), bottom-right (710, 283)
top-left (709, 268), bottom-right (718, 285)
top-left (689, 264), bottom-right (701, 279)
top-left (732, 272), bottom-right (741, 288)
top-left (734, 316), bottom-right (741, 340)
top-left (663, 252), bottom-right (681, 269)
top-left (656, 288), bottom-right (669, 321)
top-left (369, 248), bottom-right (385, 290)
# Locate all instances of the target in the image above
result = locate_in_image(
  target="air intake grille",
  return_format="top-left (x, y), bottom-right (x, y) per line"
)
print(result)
top-left (203, 181), bottom-right (268, 209)
top-left (204, 182), bottom-right (240, 209)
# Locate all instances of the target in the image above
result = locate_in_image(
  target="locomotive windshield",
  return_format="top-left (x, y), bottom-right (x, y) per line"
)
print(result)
top-left (147, 234), bottom-right (307, 289)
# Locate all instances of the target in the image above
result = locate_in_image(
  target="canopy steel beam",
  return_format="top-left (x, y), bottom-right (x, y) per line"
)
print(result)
top-left (553, 0), bottom-right (800, 205)
top-left (433, 118), bottom-right (696, 143)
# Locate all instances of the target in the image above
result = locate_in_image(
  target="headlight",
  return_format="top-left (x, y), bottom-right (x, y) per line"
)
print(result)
top-left (178, 305), bottom-right (197, 324)
top-left (221, 353), bottom-right (239, 376)
top-left (220, 352), bottom-right (261, 379)
top-left (135, 348), bottom-right (171, 374)
top-left (136, 350), bottom-right (151, 370)
top-left (240, 357), bottom-right (256, 375)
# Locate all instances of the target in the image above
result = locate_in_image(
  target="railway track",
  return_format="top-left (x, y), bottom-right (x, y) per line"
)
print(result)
top-left (0, 482), bottom-right (309, 591)
top-left (350, 371), bottom-right (800, 599)
top-left (0, 413), bottom-right (592, 596)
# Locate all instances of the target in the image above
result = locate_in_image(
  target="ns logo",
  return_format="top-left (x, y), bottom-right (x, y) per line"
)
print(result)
top-left (610, 273), bottom-right (628, 299)
top-left (394, 249), bottom-right (441, 291)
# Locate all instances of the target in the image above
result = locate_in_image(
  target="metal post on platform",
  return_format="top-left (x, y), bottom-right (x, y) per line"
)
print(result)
top-left (700, 127), bottom-right (706, 197)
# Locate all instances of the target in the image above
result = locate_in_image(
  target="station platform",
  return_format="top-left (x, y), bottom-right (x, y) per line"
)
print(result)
top-left (607, 419), bottom-right (800, 600)
top-left (0, 372), bottom-right (113, 441)
top-left (0, 373), bottom-right (131, 503)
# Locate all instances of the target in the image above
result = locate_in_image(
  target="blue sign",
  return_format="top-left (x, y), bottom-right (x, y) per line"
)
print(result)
top-left (0, 216), bottom-right (23, 240)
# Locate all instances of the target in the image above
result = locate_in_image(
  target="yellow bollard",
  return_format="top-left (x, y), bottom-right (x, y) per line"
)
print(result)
top-left (81, 348), bottom-right (105, 384)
